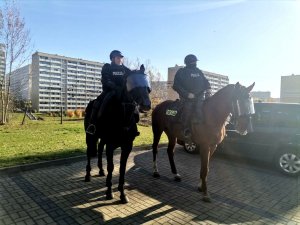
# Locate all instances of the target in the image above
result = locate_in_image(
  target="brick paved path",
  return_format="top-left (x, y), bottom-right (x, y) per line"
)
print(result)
top-left (0, 147), bottom-right (299, 225)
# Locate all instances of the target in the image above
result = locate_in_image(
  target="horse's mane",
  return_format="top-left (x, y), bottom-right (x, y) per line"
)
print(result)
top-left (212, 84), bottom-right (235, 98)
top-left (204, 84), bottom-right (234, 104)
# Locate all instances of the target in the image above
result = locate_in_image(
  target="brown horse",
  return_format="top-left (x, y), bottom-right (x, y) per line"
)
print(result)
top-left (152, 82), bottom-right (255, 202)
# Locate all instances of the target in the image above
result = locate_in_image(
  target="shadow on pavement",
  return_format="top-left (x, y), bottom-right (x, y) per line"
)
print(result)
top-left (4, 147), bottom-right (299, 225)
top-left (124, 148), bottom-right (299, 224)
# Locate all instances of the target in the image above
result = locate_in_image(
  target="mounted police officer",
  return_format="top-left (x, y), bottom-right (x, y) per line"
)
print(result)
top-left (86, 50), bottom-right (132, 135)
top-left (172, 54), bottom-right (212, 139)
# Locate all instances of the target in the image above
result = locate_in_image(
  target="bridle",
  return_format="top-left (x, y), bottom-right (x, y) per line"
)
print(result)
top-left (120, 72), bottom-right (151, 126)
top-left (229, 85), bottom-right (255, 133)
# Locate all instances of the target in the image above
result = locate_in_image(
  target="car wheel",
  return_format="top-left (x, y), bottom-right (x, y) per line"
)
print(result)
top-left (275, 148), bottom-right (300, 176)
top-left (184, 142), bottom-right (198, 154)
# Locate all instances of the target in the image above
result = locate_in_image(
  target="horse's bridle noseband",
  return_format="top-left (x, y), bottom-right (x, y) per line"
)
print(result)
top-left (230, 87), bottom-right (255, 133)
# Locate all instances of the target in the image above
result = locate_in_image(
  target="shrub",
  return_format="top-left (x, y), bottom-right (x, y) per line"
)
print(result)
top-left (66, 110), bottom-right (75, 118)
top-left (74, 109), bottom-right (83, 118)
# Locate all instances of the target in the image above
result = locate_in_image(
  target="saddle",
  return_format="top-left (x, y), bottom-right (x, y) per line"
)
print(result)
top-left (93, 92), bottom-right (139, 141)
top-left (164, 100), bottom-right (183, 123)
top-left (165, 99), bottom-right (204, 124)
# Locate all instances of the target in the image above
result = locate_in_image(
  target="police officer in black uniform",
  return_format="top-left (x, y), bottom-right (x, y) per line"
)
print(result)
top-left (173, 54), bottom-right (212, 139)
top-left (86, 50), bottom-right (131, 135)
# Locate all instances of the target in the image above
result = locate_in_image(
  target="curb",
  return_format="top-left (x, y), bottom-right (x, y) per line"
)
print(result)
top-left (0, 144), bottom-right (168, 176)
top-left (0, 155), bottom-right (86, 176)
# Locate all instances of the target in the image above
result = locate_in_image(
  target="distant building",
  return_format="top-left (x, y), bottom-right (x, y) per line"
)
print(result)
top-left (13, 51), bottom-right (104, 112)
top-left (0, 44), bottom-right (6, 82)
top-left (10, 64), bottom-right (32, 101)
top-left (250, 91), bottom-right (271, 102)
top-left (167, 65), bottom-right (229, 100)
top-left (280, 75), bottom-right (300, 103)
top-left (167, 66), bottom-right (181, 100)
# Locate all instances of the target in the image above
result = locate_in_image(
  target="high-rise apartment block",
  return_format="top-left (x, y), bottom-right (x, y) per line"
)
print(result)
top-left (167, 65), bottom-right (229, 100)
top-left (10, 64), bottom-right (32, 101)
top-left (31, 52), bottom-right (103, 112)
top-left (280, 74), bottom-right (300, 103)
top-left (0, 44), bottom-right (6, 81)
top-left (250, 91), bottom-right (271, 102)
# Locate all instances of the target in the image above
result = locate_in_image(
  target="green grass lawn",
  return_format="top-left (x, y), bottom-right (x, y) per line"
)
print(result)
top-left (0, 113), bottom-right (167, 168)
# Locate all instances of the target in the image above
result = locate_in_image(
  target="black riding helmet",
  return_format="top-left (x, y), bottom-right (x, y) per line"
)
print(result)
top-left (184, 54), bottom-right (198, 65)
top-left (109, 50), bottom-right (124, 60)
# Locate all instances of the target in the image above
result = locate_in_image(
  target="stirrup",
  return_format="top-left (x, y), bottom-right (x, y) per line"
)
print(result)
top-left (86, 124), bottom-right (96, 135)
top-left (183, 128), bottom-right (191, 139)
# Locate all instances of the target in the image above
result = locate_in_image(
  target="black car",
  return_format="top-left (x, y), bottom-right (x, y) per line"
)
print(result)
top-left (179, 102), bottom-right (300, 176)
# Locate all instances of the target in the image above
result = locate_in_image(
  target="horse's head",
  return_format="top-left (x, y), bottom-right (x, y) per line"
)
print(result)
top-left (126, 66), bottom-right (151, 112)
top-left (231, 82), bottom-right (255, 135)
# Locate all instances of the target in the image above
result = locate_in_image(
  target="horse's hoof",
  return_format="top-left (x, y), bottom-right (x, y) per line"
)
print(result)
top-left (105, 191), bottom-right (114, 200)
top-left (198, 187), bottom-right (203, 192)
top-left (120, 194), bottom-right (129, 204)
top-left (174, 175), bottom-right (181, 182)
top-left (84, 176), bottom-right (91, 182)
top-left (202, 196), bottom-right (212, 203)
top-left (153, 172), bottom-right (160, 178)
top-left (99, 170), bottom-right (105, 177)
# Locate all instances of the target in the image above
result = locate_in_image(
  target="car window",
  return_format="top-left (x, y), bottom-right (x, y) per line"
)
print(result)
top-left (253, 108), bottom-right (272, 127)
top-left (253, 104), bottom-right (300, 129)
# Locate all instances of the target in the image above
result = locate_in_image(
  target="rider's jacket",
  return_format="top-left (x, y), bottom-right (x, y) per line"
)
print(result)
top-left (173, 64), bottom-right (211, 99)
top-left (101, 63), bottom-right (131, 92)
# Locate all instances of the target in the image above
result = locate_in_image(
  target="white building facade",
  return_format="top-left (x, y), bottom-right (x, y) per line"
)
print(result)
top-left (31, 52), bottom-right (104, 112)
top-left (10, 64), bottom-right (32, 101)
top-left (280, 75), bottom-right (300, 103)
top-left (0, 44), bottom-right (5, 79)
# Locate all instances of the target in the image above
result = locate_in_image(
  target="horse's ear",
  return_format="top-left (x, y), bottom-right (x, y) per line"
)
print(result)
top-left (234, 82), bottom-right (240, 89)
top-left (140, 64), bottom-right (145, 73)
top-left (246, 82), bottom-right (255, 92)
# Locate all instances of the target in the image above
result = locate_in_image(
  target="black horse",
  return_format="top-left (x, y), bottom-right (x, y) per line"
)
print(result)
top-left (84, 68), bottom-right (151, 204)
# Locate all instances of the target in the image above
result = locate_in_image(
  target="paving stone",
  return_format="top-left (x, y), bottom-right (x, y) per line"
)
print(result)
top-left (0, 149), bottom-right (299, 225)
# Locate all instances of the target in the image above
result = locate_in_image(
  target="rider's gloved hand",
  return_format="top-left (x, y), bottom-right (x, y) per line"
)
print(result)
top-left (188, 93), bottom-right (195, 99)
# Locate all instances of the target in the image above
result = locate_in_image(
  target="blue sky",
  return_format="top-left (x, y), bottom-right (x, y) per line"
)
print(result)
top-left (8, 0), bottom-right (300, 97)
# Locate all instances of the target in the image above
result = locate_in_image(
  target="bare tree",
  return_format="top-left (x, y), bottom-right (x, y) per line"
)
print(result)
top-left (0, 0), bottom-right (31, 124)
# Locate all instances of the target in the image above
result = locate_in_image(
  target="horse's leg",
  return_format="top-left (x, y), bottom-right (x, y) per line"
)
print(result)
top-left (198, 144), bottom-right (212, 202)
top-left (166, 134), bottom-right (181, 181)
top-left (85, 155), bottom-right (91, 182)
top-left (85, 134), bottom-right (96, 182)
top-left (97, 139), bottom-right (105, 177)
top-left (105, 144), bottom-right (116, 200)
top-left (118, 142), bottom-right (132, 204)
top-left (152, 127), bottom-right (163, 178)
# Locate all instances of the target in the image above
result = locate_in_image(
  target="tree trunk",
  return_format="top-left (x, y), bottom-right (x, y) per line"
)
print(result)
top-left (21, 107), bottom-right (27, 125)
top-left (3, 62), bottom-right (13, 124)
top-left (0, 88), bottom-right (4, 124)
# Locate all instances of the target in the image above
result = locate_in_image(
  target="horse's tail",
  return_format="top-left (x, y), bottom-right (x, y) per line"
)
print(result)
top-left (151, 100), bottom-right (174, 149)
top-left (84, 99), bottom-right (98, 157)
top-left (151, 106), bottom-right (161, 139)
top-left (84, 100), bottom-right (95, 130)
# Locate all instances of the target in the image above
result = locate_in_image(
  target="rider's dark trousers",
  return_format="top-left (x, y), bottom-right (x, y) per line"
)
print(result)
top-left (181, 97), bottom-right (204, 130)
top-left (181, 99), bottom-right (196, 131)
